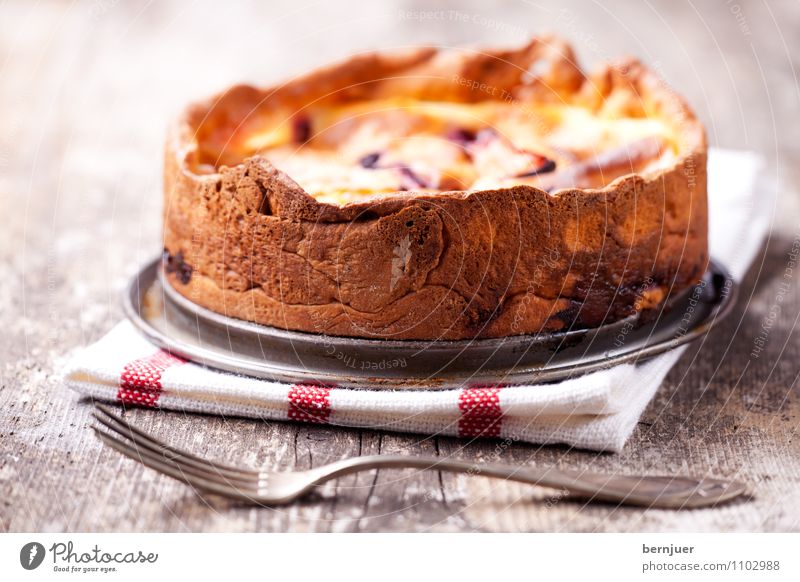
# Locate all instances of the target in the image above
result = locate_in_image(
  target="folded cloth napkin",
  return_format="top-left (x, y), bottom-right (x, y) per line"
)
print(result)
top-left (65, 149), bottom-right (771, 452)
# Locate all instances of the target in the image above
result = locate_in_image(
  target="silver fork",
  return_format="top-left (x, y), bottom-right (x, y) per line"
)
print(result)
top-left (91, 403), bottom-right (747, 508)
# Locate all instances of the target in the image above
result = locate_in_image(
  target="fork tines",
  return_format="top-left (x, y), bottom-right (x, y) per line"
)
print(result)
top-left (91, 403), bottom-right (264, 500)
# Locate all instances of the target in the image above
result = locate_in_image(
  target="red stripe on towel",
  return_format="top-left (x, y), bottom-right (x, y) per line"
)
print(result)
top-left (288, 384), bottom-right (332, 424)
top-left (118, 350), bottom-right (186, 407)
top-left (458, 386), bottom-right (504, 438)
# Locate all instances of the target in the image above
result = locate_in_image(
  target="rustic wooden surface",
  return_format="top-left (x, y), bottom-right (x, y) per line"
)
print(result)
top-left (1, 0), bottom-right (798, 532)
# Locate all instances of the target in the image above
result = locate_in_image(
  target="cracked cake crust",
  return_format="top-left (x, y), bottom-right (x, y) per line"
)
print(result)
top-left (162, 37), bottom-right (707, 340)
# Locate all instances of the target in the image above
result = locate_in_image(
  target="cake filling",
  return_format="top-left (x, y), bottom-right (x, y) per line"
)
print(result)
top-left (216, 98), bottom-right (677, 204)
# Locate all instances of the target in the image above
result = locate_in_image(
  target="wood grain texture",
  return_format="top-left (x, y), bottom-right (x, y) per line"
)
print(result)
top-left (0, 0), bottom-right (798, 532)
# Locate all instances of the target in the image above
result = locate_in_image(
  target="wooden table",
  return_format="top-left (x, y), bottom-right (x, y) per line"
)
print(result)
top-left (1, 0), bottom-right (798, 532)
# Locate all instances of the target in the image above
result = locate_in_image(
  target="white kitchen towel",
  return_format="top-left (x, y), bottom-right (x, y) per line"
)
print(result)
top-left (65, 148), bottom-right (770, 452)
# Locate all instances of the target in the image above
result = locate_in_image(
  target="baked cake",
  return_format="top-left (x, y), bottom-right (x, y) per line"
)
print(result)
top-left (163, 37), bottom-right (707, 340)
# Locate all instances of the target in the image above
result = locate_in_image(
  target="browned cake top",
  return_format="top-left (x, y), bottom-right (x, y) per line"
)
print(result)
top-left (180, 38), bottom-right (699, 207)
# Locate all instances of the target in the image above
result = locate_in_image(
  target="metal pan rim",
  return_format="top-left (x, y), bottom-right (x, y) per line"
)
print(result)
top-left (123, 257), bottom-right (736, 390)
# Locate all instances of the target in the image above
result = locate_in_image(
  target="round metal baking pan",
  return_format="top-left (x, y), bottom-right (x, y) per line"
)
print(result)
top-left (123, 258), bottom-right (736, 389)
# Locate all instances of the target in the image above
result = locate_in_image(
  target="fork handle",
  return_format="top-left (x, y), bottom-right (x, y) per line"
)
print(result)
top-left (303, 454), bottom-right (745, 509)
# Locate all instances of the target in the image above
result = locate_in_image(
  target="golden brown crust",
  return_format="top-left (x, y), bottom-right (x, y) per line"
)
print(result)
top-left (163, 38), bottom-right (708, 340)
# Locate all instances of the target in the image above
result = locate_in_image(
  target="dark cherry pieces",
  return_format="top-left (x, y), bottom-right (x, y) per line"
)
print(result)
top-left (357, 151), bottom-right (432, 190)
top-left (515, 157), bottom-right (557, 178)
top-left (468, 128), bottom-right (557, 181)
top-left (358, 152), bottom-right (382, 168)
top-left (354, 126), bottom-right (556, 192)
top-left (163, 250), bottom-right (192, 285)
top-left (445, 127), bottom-right (477, 146)
top-left (291, 116), bottom-right (312, 144)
